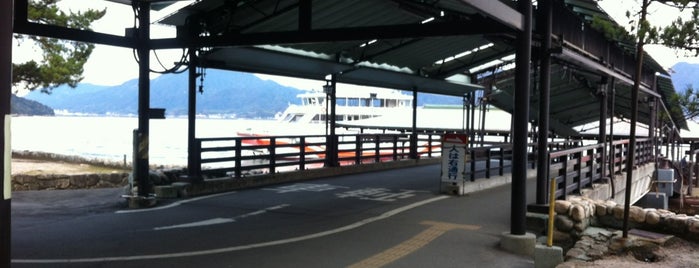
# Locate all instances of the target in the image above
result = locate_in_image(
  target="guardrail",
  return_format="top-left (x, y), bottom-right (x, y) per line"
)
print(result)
top-left (191, 133), bottom-right (442, 178)
top-left (464, 144), bottom-right (514, 181)
top-left (549, 138), bottom-right (654, 200)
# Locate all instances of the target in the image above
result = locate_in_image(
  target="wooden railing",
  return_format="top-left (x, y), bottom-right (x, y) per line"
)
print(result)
top-left (548, 138), bottom-right (654, 200)
top-left (464, 144), bottom-right (514, 181)
top-left (191, 133), bottom-right (442, 178)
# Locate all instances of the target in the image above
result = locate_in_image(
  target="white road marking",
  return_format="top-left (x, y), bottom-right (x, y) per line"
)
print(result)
top-left (13, 195), bottom-right (450, 264)
top-left (115, 191), bottom-right (237, 214)
top-left (154, 204), bottom-right (290, 231)
top-left (262, 183), bottom-right (349, 193)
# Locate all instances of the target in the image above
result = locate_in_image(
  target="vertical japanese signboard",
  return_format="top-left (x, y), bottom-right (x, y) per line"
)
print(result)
top-left (440, 134), bottom-right (468, 182)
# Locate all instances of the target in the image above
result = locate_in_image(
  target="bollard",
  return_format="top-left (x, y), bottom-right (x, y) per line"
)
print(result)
top-left (547, 178), bottom-right (555, 247)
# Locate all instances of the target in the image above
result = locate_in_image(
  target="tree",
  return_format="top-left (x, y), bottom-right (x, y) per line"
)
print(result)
top-left (593, 1), bottom-right (699, 121)
top-left (12, 0), bottom-right (105, 93)
top-left (669, 85), bottom-right (699, 120)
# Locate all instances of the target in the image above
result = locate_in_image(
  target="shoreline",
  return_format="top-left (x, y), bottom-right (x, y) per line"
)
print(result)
top-left (10, 151), bottom-right (132, 191)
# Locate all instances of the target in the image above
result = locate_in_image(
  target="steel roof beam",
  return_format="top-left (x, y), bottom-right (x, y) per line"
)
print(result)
top-left (459, 0), bottom-right (523, 31)
top-left (13, 21), bottom-right (135, 48)
top-left (558, 48), bottom-right (660, 98)
top-left (152, 20), bottom-right (513, 49)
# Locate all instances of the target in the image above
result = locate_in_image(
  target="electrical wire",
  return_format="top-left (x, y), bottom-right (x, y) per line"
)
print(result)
top-left (130, 2), bottom-right (191, 75)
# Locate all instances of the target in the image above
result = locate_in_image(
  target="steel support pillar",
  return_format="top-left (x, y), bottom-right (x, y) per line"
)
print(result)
top-left (1, 0), bottom-right (13, 264)
top-left (535, 0), bottom-right (552, 205)
top-left (187, 49), bottom-right (201, 180)
top-left (135, 1), bottom-right (152, 196)
top-left (325, 74), bottom-right (338, 167)
top-left (470, 92), bottom-right (476, 149)
top-left (511, 0), bottom-right (532, 235)
top-left (599, 80), bottom-right (608, 181)
top-left (410, 88), bottom-right (418, 159)
top-left (609, 79), bottom-right (616, 181)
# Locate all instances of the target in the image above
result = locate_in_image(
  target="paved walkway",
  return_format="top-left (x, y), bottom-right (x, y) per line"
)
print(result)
top-left (11, 164), bottom-right (538, 267)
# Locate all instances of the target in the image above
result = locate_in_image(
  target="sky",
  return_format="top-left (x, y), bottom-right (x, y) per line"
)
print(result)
top-left (11, 0), bottom-right (699, 92)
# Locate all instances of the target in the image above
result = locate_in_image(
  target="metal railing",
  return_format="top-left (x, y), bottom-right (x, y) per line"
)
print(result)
top-left (191, 133), bottom-right (442, 178)
top-left (548, 138), bottom-right (653, 200)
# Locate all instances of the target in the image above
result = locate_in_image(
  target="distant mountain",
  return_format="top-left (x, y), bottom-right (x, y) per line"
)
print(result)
top-left (25, 70), bottom-right (302, 118)
top-left (10, 94), bottom-right (54, 116)
top-left (670, 62), bottom-right (699, 92)
top-left (24, 69), bottom-right (463, 118)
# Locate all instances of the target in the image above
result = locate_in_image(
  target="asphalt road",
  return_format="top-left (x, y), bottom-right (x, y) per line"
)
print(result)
top-left (11, 164), bottom-right (535, 267)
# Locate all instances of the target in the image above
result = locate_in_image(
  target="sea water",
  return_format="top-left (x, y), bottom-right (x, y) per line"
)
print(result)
top-left (10, 116), bottom-right (283, 166)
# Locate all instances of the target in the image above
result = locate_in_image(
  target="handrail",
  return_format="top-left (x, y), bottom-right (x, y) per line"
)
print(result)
top-left (547, 138), bottom-right (654, 201)
top-left (192, 133), bottom-right (443, 178)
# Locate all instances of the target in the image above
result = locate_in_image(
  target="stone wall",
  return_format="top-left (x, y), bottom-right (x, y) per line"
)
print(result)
top-left (551, 196), bottom-right (699, 261)
top-left (12, 173), bottom-right (129, 191)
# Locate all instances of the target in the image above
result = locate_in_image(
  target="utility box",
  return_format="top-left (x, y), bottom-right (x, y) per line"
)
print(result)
top-left (657, 169), bottom-right (675, 197)
top-left (440, 134), bottom-right (469, 195)
top-left (636, 192), bottom-right (668, 209)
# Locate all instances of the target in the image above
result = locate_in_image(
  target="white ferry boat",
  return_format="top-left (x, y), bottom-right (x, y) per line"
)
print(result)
top-left (237, 87), bottom-right (415, 137)
top-left (277, 88), bottom-right (414, 124)
top-left (238, 86), bottom-right (514, 137)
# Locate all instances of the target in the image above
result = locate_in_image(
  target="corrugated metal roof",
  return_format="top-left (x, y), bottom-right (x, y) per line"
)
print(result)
top-left (157, 0), bottom-right (685, 136)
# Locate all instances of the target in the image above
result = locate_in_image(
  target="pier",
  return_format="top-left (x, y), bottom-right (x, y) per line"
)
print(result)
top-left (3, 0), bottom-right (697, 266)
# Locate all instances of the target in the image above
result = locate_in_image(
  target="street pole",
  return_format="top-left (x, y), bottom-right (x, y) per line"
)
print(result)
top-left (135, 0), bottom-right (152, 196)
top-left (1, 0), bottom-right (13, 264)
top-left (536, 0), bottom-right (552, 205)
top-left (511, 0), bottom-right (532, 235)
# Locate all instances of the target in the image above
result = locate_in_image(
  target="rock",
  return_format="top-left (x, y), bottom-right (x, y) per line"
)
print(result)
top-left (688, 218), bottom-right (699, 234)
top-left (587, 247), bottom-right (605, 260)
top-left (630, 206), bottom-right (647, 223)
top-left (595, 202), bottom-right (607, 216)
top-left (606, 203), bottom-right (616, 215)
top-left (553, 229), bottom-right (572, 242)
top-left (574, 221), bottom-right (588, 232)
top-left (666, 216), bottom-right (689, 233)
top-left (646, 211), bottom-right (661, 225)
top-left (613, 205), bottom-right (625, 220)
top-left (556, 215), bottom-right (575, 232)
top-left (565, 247), bottom-right (589, 261)
top-left (556, 200), bottom-right (572, 214)
top-left (570, 205), bottom-right (586, 222)
top-left (55, 178), bottom-right (71, 189)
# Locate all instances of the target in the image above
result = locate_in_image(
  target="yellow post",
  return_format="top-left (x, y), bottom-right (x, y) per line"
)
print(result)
top-left (547, 178), bottom-right (556, 247)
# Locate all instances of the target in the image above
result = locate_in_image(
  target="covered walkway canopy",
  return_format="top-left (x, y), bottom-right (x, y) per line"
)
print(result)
top-left (1, 0), bottom-right (690, 263)
top-left (153, 0), bottom-right (685, 135)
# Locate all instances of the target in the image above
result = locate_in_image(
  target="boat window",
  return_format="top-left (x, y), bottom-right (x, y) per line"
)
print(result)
top-left (336, 98), bottom-right (347, 106)
top-left (386, 99), bottom-right (397, 107)
top-left (361, 98), bottom-right (371, 107)
top-left (290, 114), bottom-right (304, 122)
top-left (348, 98), bottom-right (359, 106)
top-left (373, 99), bottom-right (382, 107)
top-left (309, 98), bottom-right (317, 105)
top-left (336, 115), bottom-right (344, 121)
top-left (312, 114), bottom-right (320, 121)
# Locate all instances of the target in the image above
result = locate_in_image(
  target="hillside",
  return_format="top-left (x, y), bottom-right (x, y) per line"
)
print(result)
top-left (10, 95), bottom-right (54, 116)
top-left (670, 62), bottom-right (699, 92)
top-left (25, 70), bottom-right (462, 118)
top-left (25, 70), bottom-right (301, 118)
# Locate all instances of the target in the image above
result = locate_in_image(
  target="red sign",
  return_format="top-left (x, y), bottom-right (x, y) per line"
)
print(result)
top-left (442, 134), bottom-right (468, 144)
